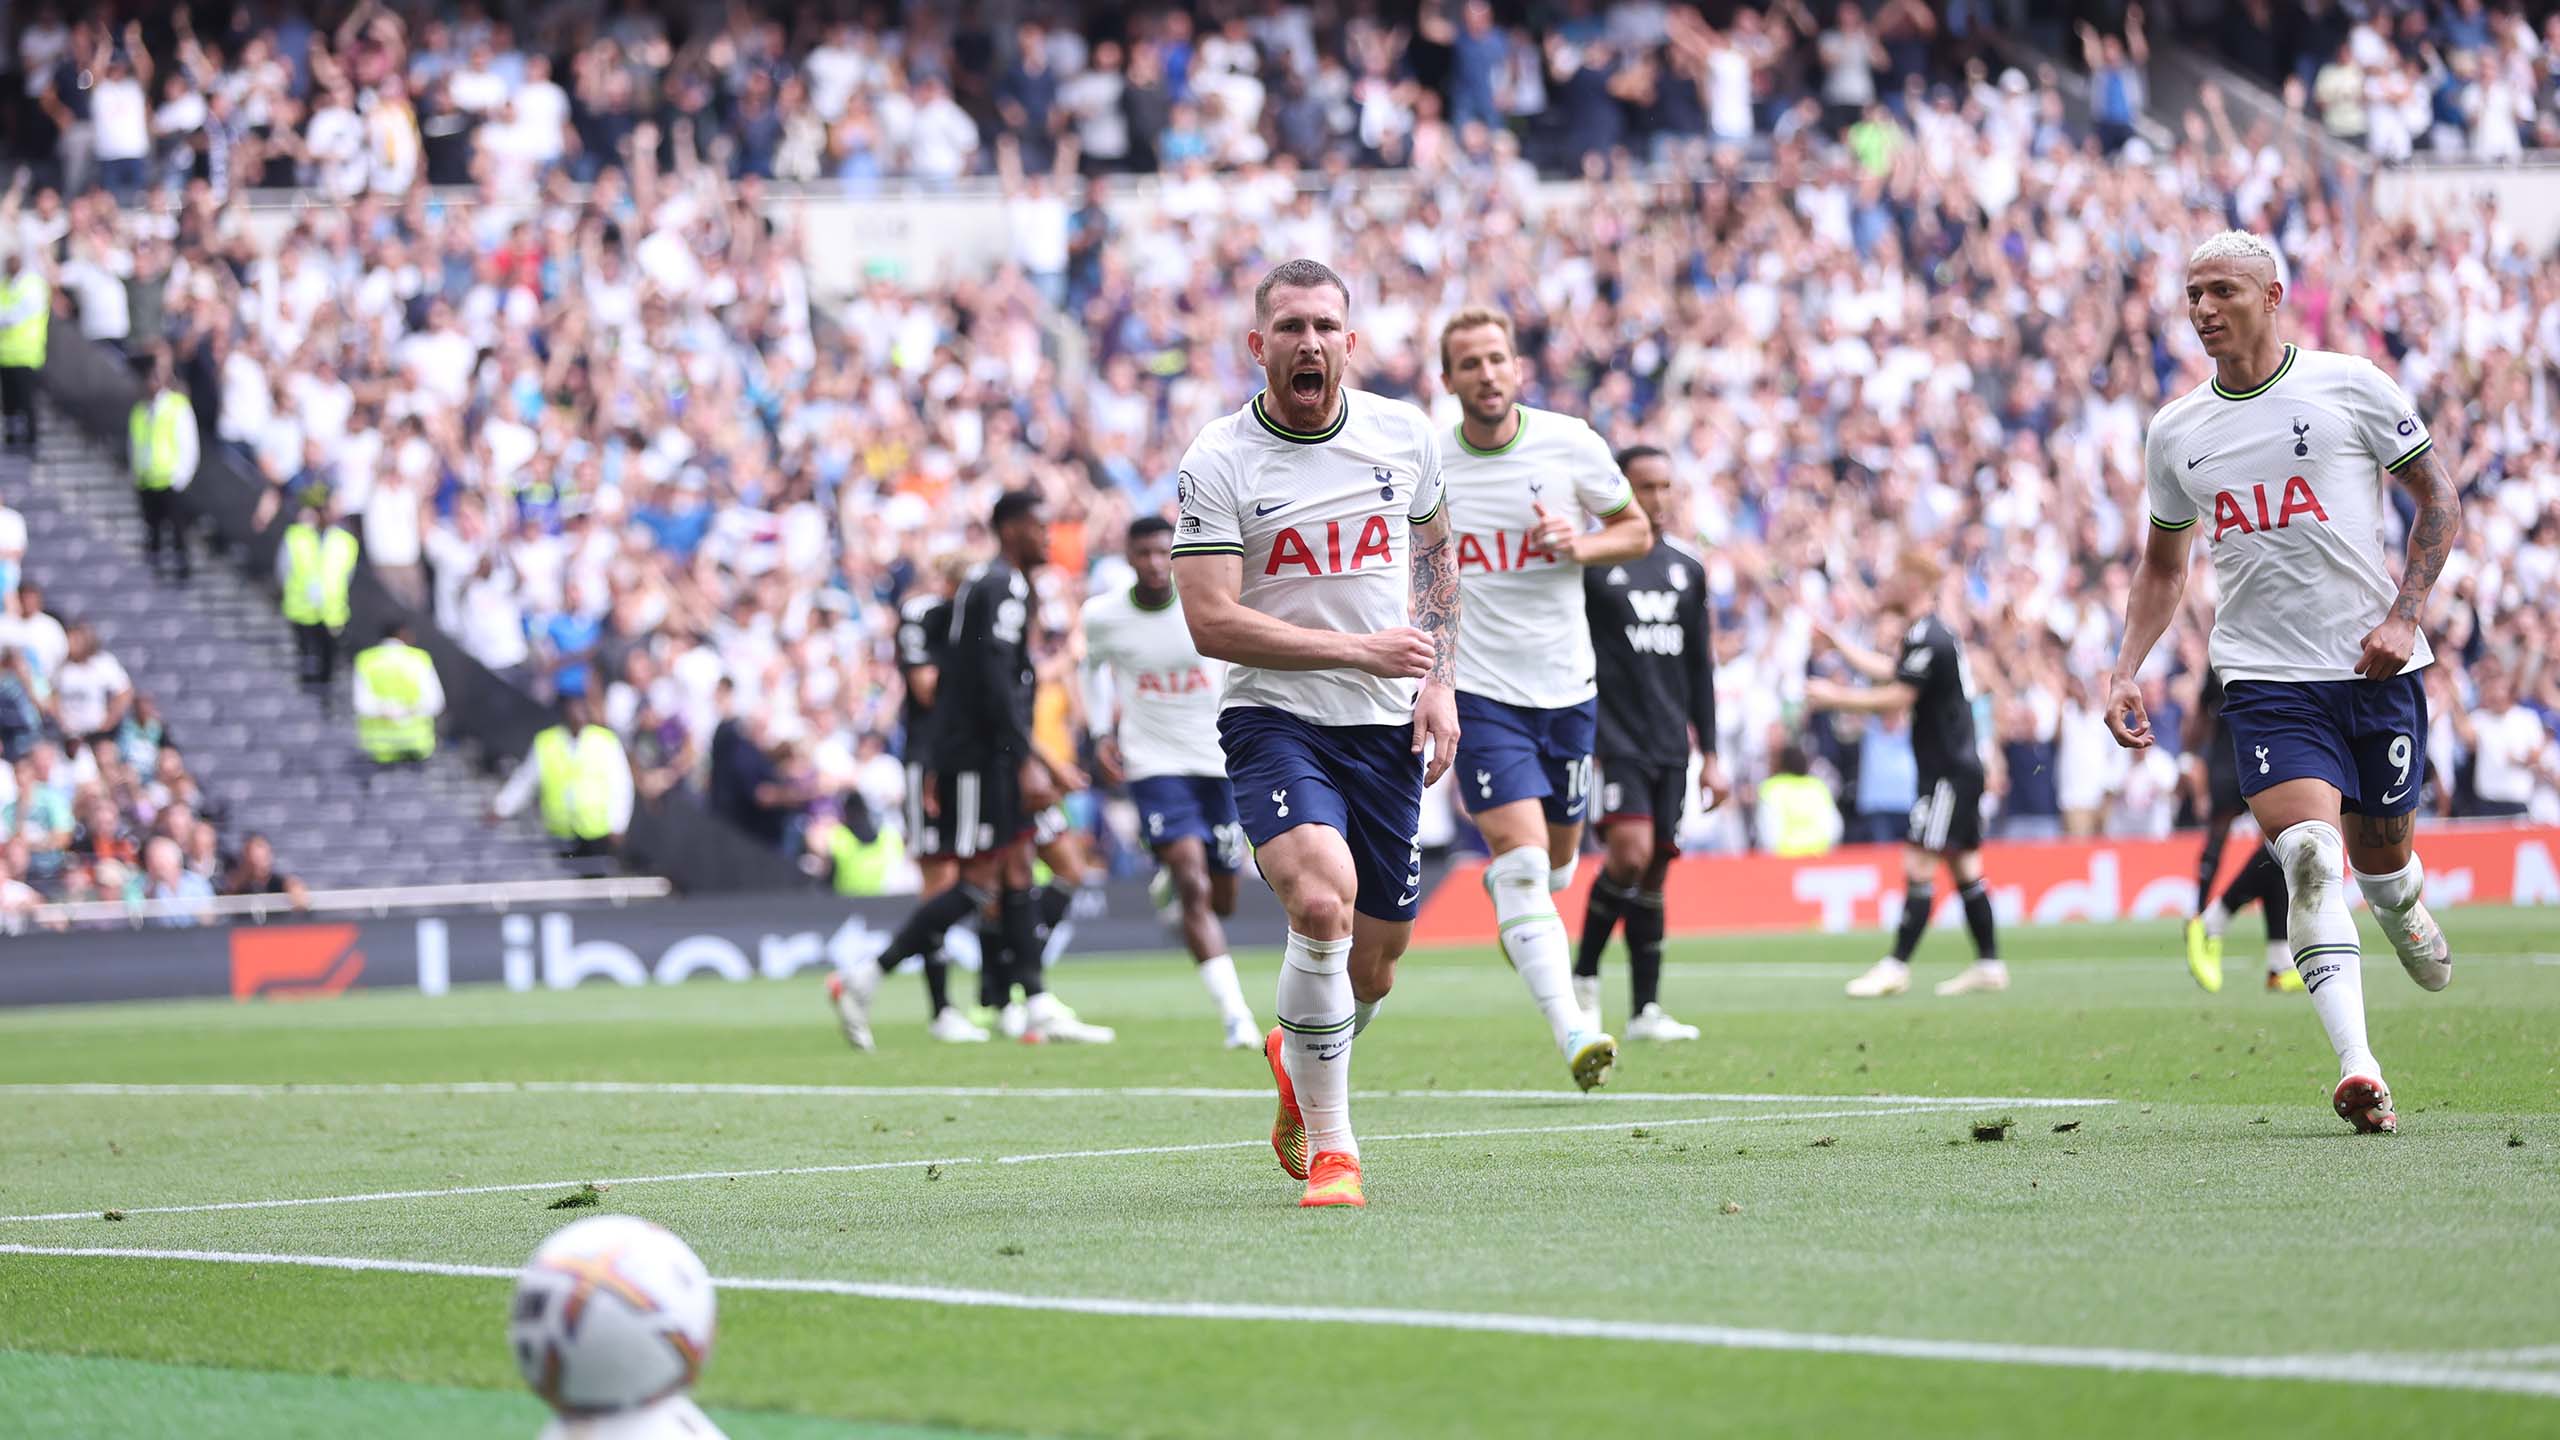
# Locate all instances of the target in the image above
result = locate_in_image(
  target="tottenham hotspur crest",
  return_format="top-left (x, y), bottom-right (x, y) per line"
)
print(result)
top-left (2290, 420), bottom-right (2310, 458)
top-left (1374, 467), bottom-right (1394, 501)
top-left (2255, 745), bottom-right (2270, 775)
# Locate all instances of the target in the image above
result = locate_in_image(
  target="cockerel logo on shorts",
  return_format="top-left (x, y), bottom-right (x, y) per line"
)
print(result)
top-left (2255, 745), bottom-right (2270, 775)
top-left (1271, 788), bottom-right (1290, 818)
top-left (1475, 768), bottom-right (1493, 799)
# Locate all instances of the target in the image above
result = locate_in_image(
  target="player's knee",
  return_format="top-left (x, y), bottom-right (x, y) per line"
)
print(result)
top-left (1289, 888), bottom-right (1353, 936)
top-left (1172, 864), bottom-right (1213, 910)
top-left (1609, 828), bottom-right (1653, 875)
top-left (2271, 820), bottom-right (2343, 896)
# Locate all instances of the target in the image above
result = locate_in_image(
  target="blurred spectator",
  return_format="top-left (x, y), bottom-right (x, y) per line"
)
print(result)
top-left (52, 623), bottom-right (130, 748)
top-left (222, 831), bottom-right (311, 911)
top-left (133, 834), bottom-right (212, 926)
top-left (2451, 656), bottom-right (2558, 819)
top-left (491, 694), bottom-right (632, 860)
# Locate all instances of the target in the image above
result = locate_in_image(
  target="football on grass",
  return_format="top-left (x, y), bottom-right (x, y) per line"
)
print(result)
top-left (510, 1214), bottom-right (718, 1415)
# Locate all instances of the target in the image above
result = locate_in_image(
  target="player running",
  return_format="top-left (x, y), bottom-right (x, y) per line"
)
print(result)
top-left (830, 491), bottom-right (1114, 1049)
top-left (1807, 551), bottom-right (2008, 999)
top-left (1436, 308), bottom-right (1652, 1088)
top-left (1575, 446), bottom-right (1727, 1042)
top-left (1081, 515), bottom-right (1261, 1049)
top-left (2108, 230), bottom-right (2457, 1135)
top-left (1173, 259), bottom-right (1460, 1209)
top-left (2181, 666), bottom-right (2301, 994)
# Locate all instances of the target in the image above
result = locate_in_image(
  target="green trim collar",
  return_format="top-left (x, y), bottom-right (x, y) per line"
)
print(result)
top-left (1252, 393), bottom-right (1347, 445)
top-left (2211, 344), bottom-right (2297, 402)
top-left (1454, 407), bottom-right (1528, 457)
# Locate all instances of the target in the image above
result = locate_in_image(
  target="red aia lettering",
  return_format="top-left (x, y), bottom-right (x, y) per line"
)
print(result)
top-left (1267, 517), bottom-right (1395, 576)
top-left (2211, 478), bottom-right (2329, 541)
top-left (1454, 530), bottom-right (1561, 573)
top-left (1135, 668), bottom-right (1212, 695)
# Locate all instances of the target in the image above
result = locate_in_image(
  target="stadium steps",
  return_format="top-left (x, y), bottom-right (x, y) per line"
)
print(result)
top-left (3, 405), bottom-right (579, 893)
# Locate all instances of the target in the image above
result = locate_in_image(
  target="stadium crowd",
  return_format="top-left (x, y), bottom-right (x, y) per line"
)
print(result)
top-left (0, 2), bottom-right (2554, 892)
top-left (2200, 0), bottom-right (2560, 161)
top-left (0, 540), bottom-right (308, 921)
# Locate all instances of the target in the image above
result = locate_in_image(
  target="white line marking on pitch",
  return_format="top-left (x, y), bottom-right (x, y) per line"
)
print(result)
top-left (0, 1103), bottom-right (2006, 1225)
top-left (0, 1081), bottom-right (2116, 1108)
top-left (1, 1244), bottom-right (2552, 1401)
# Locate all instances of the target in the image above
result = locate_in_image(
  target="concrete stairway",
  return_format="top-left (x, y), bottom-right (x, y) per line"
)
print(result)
top-left (4, 404), bottom-right (576, 892)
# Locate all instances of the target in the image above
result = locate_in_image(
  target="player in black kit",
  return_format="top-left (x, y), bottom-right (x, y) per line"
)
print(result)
top-left (2180, 667), bottom-right (2300, 994)
top-left (1805, 549), bottom-right (2007, 998)
top-left (875, 553), bottom-right (990, 1042)
top-left (1574, 448), bottom-right (1727, 1043)
top-left (828, 491), bottom-right (1113, 1048)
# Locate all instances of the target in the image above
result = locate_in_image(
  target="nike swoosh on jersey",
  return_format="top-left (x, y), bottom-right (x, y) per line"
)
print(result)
top-left (2380, 785), bottom-right (2412, 805)
top-left (2187, 454), bottom-right (2214, 469)
top-left (1253, 500), bottom-right (1292, 516)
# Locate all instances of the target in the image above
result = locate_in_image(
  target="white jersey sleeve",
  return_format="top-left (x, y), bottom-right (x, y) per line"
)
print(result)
top-left (1408, 420), bottom-right (1447, 526)
top-left (1174, 436), bottom-right (1244, 560)
top-left (1571, 423), bottom-right (1634, 520)
top-left (2142, 410), bottom-right (2201, 534)
top-left (2342, 356), bottom-right (2434, 477)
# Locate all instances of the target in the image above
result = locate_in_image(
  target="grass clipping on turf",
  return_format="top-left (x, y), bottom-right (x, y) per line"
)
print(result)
top-left (547, 1183), bottom-right (608, 1211)
top-left (1971, 1117), bottom-right (2015, 1143)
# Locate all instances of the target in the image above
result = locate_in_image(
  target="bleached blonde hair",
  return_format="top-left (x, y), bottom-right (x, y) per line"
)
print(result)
top-left (2188, 230), bottom-right (2281, 273)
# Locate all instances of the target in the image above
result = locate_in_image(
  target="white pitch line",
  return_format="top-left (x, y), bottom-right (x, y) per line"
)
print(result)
top-left (0, 1080), bottom-right (2116, 1108)
top-left (1, 1244), bottom-right (2553, 1402)
top-left (0, 1103), bottom-right (1989, 1225)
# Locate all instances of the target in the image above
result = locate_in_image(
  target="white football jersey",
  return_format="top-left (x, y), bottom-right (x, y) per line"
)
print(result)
top-left (1444, 405), bottom-right (1633, 708)
top-left (542, 1396), bottom-right (729, 1440)
top-left (2144, 344), bottom-right (2436, 684)
top-left (1081, 585), bottom-right (1230, 780)
top-left (1173, 389), bottom-right (1447, 728)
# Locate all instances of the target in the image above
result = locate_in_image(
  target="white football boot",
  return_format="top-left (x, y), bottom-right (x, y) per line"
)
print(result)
top-left (1845, 958), bottom-right (1910, 998)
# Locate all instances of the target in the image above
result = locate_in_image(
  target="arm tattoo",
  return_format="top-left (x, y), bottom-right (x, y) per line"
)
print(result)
top-left (2387, 450), bottom-right (2461, 626)
top-left (1412, 532), bottom-right (1459, 684)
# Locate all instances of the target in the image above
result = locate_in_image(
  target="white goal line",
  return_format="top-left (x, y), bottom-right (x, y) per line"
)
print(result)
top-left (0, 1101), bottom-right (2025, 1225)
top-left (1, 1242), bottom-right (2552, 1402)
top-left (0, 1080), bottom-right (2120, 1107)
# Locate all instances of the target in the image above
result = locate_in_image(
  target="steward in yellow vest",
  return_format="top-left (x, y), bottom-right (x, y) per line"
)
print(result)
top-left (351, 622), bottom-right (443, 765)
top-left (0, 249), bottom-right (48, 451)
top-left (279, 502), bottom-right (358, 702)
top-left (490, 696), bottom-right (633, 859)
top-left (129, 353), bottom-right (198, 580)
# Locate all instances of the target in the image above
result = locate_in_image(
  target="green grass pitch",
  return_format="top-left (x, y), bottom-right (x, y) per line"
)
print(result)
top-left (4, 908), bottom-right (2557, 1438)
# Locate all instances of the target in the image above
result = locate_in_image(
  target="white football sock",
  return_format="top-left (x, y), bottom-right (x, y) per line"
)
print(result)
top-left (1488, 845), bottom-right (1584, 1052)
top-left (2272, 822), bottom-right (2376, 1079)
top-left (1195, 954), bottom-right (1252, 1026)
top-left (1548, 858), bottom-right (1578, 894)
top-left (1353, 997), bottom-right (1383, 1036)
top-left (1276, 929), bottom-right (1356, 1159)
top-left (2266, 939), bottom-right (2290, 975)
top-left (2201, 898), bottom-right (2231, 937)
top-left (2352, 856), bottom-right (2425, 946)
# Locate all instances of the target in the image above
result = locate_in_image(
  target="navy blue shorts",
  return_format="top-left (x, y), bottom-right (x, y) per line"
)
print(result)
top-left (1219, 706), bottom-right (1425, 922)
top-left (1127, 774), bottom-right (1247, 875)
top-left (1453, 692), bottom-right (1596, 824)
top-left (2221, 671), bottom-right (2430, 817)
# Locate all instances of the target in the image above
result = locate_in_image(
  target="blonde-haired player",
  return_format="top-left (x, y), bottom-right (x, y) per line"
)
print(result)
top-left (2107, 229), bottom-right (2458, 1135)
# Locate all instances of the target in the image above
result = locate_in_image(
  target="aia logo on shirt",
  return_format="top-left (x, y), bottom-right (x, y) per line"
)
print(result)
top-left (2212, 477), bottom-right (2329, 541)
top-left (1135, 667), bottom-right (1214, 695)
top-left (1267, 516), bottom-right (1395, 575)
top-left (1455, 530), bottom-right (1561, 573)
